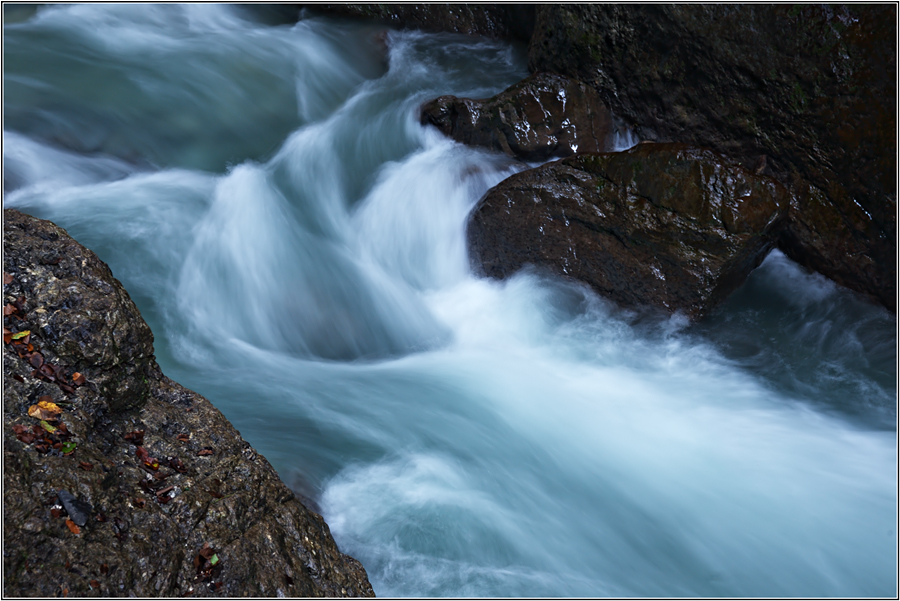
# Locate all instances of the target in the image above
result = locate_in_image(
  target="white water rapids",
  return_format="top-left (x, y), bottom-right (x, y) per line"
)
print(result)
top-left (4, 5), bottom-right (896, 597)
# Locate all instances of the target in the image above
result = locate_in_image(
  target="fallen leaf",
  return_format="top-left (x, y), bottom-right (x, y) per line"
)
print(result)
top-left (28, 353), bottom-right (43, 368)
top-left (28, 400), bottom-right (62, 420)
top-left (96, 513), bottom-right (107, 523)
top-left (59, 383), bottom-right (75, 394)
top-left (39, 420), bottom-right (57, 433)
top-left (13, 374), bottom-right (24, 383)
top-left (72, 372), bottom-right (86, 386)
top-left (176, 434), bottom-right (190, 443)
top-left (65, 519), bottom-right (80, 534)
top-left (169, 457), bottom-right (187, 473)
top-left (4, 273), bottom-right (13, 285)
top-left (78, 461), bottom-right (93, 471)
top-left (51, 508), bottom-right (62, 519)
top-left (61, 442), bottom-right (77, 455)
top-left (89, 580), bottom-right (99, 589)
top-left (10, 330), bottom-right (30, 340)
top-left (3, 304), bottom-right (16, 316)
top-left (135, 446), bottom-right (150, 462)
top-left (134, 498), bottom-right (146, 509)
top-left (100, 564), bottom-right (108, 575)
top-left (3, 333), bottom-right (11, 344)
top-left (285, 574), bottom-right (293, 586)
top-left (34, 443), bottom-right (50, 453)
top-left (124, 430), bottom-right (145, 445)
top-left (209, 554), bottom-right (219, 566)
top-left (197, 448), bottom-right (213, 457)
top-left (62, 587), bottom-right (68, 597)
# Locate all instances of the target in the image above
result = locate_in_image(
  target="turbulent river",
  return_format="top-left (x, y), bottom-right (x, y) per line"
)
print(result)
top-left (4, 5), bottom-right (897, 597)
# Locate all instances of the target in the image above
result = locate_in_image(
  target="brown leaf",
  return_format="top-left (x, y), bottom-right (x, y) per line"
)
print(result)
top-left (51, 508), bottom-right (62, 519)
top-left (124, 430), bottom-right (145, 445)
top-left (176, 434), bottom-right (190, 443)
top-left (169, 457), bottom-right (187, 473)
top-left (3, 304), bottom-right (16, 316)
top-left (72, 372), bottom-right (86, 386)
top-left (135, 446), bottom-right (150, 462)
top-left (134, 497), bottom-right (146, 509)
top-left (13, 374), bottom-right (24, 383)
top-left (197, 448), bottom-right (213, 457)
top-left (28, 353), bottom-right (43, 368)
top-left (207, 489), bottom-right (223, 499)
top-left (65, 519), bottom-right (81, 534)
top-left (89, 580), bottom-right (99, 589)
top-left (4, 273), bottom-right (13, 285)
top-left (78, 461), bottom-right (93, 471)
top-left (100, 563), bottom-right (108, 575)
top-left (96, 513), bottom-right (107, 523)
top-left (59, 383), bottom-right (75, 394)
top-left (34, 443), bottom-right (50, 454)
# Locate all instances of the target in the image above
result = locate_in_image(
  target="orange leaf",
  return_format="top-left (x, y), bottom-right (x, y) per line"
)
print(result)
top-left (65, 519), bottom-right (80, 534)
top-left (72, 372), bottom-right (86, 386)
top-left (27, 400), bottom-right (62, 420)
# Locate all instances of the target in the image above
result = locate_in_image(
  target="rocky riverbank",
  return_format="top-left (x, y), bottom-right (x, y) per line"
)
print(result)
top-left (3, 209), bottom-right (374, 597)
top-left (304, 4), bottom-right (895, 316)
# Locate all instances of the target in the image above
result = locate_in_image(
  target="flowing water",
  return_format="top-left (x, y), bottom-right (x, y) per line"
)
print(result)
top-left (4, 5), bottom-right (897, 597)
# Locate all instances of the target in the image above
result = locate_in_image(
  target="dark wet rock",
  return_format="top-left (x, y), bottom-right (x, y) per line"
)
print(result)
top-left (3, 209), bottom-right (374, 597)
top-left (527, 4), bottom-right (896, 310)
top-left (421, 72), bottom-right (614, 161)
top-left (468, 144), bottom-right (790, 318)
top-left (304, 4), bottom-right (536, 42)
top-left (57, 490), bottom-right (93, 527)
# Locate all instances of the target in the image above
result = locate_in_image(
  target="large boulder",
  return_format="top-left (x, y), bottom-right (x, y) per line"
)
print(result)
top-left (527, 4), bottom-right (896, 310)
top-left (421, 72), bottom-right (614, 161)
top-left (468, 144), bottom-right (790, 318)
top-left (3, 209), bottom-right (374, 597)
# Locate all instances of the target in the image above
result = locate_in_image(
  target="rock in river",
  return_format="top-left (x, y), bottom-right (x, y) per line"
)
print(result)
top-left (3, 209), bottom-right (374, 597)
top-left (467, 143), bottom-right (790, 318)
top-left (421, 72), bottom-right (614, 161)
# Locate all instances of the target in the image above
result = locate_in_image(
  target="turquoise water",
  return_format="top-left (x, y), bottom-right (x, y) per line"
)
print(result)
top-left (5, 5), bottom-right (896, 596)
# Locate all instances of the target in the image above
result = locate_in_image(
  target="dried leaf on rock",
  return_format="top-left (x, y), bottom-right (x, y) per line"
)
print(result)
top-left (197, 448), bottom-right (213, 457)
top-left (134, 497), bottom-right (146, 509)
top-left (39, 420), bottom-right (57, 433)
top-left (28, 352), bottom-right (43, 368)
top-left (4, 304), bottom-right (17, 316)
top-left (28, 399), bottom-right (61, 420)
top-left (124, 430), bottom-right (144, 445)
top-left (11, 330), bottom-right (30, 340)
top-left (65, 519), bottom-right (81, 534)
top-left (4, 273), bottom-right (13, 285)
top-left (78, 461), bottom-right (93, 471)
top-left (61, 442), bottom-right (76, 455)
top-left (176, 434), bottom-right (190, 443)
top-left (51, 508), bottom-right (63, 519)
top-left (72, 372), bottom-right (86, 386)
top-left (100, 563), bottom-right (108, 575)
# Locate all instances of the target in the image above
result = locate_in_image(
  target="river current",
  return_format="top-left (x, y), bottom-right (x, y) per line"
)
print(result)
top-left (4, 5), bottom-right (897, 597)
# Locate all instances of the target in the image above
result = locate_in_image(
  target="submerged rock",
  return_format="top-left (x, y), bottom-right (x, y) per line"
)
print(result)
top-left (3, 209), bottom-right (374, 597)
top-left (527, 4), bottom-right (896, 310)
top-left (468, 144), bottom-right (790, 318)
top-left (421, 72), bottom-right (614, 161)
